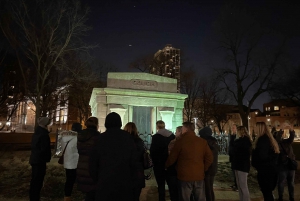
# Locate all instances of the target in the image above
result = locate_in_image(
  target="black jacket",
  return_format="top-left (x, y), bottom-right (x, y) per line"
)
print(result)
top-left (77, 127), bottom-right (100, 193)
top-left (278, 130), bottom-right (295, 171)
top-left (89, 128), bottom-right (137, 201)
top-left (231, 136), bottom-right (252, 173)
top-left (29, 126), bottom-right (51, 165)
top-left (150, 129), bottom-right (175, 168)
top-left (133, 137), bottom-right (146, 188)
top-left (202, 136), bottom-right (219, 176)
top-left (251, 134), bottom-right (279, 172)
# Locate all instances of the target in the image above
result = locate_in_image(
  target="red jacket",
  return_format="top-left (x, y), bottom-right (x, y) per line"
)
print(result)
top-left (165, 131), bottom-right (213, 181)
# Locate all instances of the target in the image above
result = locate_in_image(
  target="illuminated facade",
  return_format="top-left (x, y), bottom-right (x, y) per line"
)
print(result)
top-left (4, 86), bottom-right (71, 132)
top-left (151, 44), bottom-right (180, 92)
top-left (90, 72), bottom-right (187, 133)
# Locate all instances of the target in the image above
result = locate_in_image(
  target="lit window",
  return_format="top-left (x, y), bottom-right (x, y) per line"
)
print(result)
top-left (265, 107), bottom-right (271, 111)
top-left (274, 106), bottom-right (279, 110)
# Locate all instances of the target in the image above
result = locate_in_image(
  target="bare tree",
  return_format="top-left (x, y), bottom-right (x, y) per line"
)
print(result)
top-left (129, 54), bottom-right (155, 73)
top-left (214, 3), bottom-right (288, 127)
top-left (0, 0), bottom-right (92, 126)
top-left (68, 58), bottom-right (117, 124)
top-left (181, 67), bottom-right (202, 122)
top-left (0, 49), bottom-right (24, 131)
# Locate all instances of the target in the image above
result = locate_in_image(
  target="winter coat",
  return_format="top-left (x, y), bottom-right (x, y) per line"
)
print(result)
top-left (202, 136), bottom-right (219, 176)
top-left (29, 126), bottom-right (51, 165)
top-left (61, 130), bottom-right (79, 169)
top-left (133, 137), bottom-right (146, 189)
top-left (150, 129), bottom-right (175, 168)
top-left (251, 134), bottom-right (279, 172)
top-left (251, 134), bottom-right (279, 191)
top-left (231, 136), bottom-right (252, 173)
top-left (278, 130), bottom-right (296, 171)
top-left (89, 128), bottom-right (137, 201)
top-left (165, 131), bottom-right (213, 181)
top-left (77, 127), bottom-right (100, 192)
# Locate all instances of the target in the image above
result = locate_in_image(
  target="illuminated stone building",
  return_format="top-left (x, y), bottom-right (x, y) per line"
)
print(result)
top-left (90, 72), bottom-right (187, 133)
top-left (151, 44), bottom-right (181, 92)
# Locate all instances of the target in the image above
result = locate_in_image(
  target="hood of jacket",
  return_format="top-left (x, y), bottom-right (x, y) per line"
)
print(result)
top-left (198, 127), bottom-right (212, 138)
top-left (157, 128), bottom-right (173, 137)
top-left (60, 130), bottom-right (78, 143)
top-left (77, 128), bottom-right (98, 142)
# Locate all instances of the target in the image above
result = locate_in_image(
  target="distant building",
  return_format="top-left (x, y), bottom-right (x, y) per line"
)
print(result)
top-left (151, 44), bottom-right (180, 92)
top-left (255, 99), bottom-right (300, 137)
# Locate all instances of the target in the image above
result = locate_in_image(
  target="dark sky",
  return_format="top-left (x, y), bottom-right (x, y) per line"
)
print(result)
top-left (84, 0), bottom-right (225, 74)
top-left (82, 0), bottom-right (300, 110)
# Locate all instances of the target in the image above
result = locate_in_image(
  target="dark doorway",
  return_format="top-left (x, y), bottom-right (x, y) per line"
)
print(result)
top-left (132, 106), bottom-right (152, 134)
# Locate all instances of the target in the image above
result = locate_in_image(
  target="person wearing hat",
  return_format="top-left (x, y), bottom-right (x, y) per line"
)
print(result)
top-left (199, 126), bottom-right (219, 201)
top-left (60, 122), bottom-right (82, 201)
top-left (89, 112), bottom-right (137, 201)
top-left (29, 117), bottom-right (52, 201)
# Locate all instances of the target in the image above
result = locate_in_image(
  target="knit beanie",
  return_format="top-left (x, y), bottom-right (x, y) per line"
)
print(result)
top-left (198, 126), bottom-right (212, 138)
top-left (71, 122), bottom-right (82, 133)
top-left (38, 117), bottom-right (50, 127)
top-left (105, 112), bottom-right (122, 129)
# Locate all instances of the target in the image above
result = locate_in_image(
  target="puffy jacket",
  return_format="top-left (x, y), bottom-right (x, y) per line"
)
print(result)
top-left (29, 126), bottom-right (51, 165)
top-left (77, 127), bottom-right (100, 192)
top-left (61, 130), bottom-right (79, 169)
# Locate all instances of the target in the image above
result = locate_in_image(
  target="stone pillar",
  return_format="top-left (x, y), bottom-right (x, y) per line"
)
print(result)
top-left (110, 107), bottom-right (127, 128)
top-left (159, 108), bottom-right (174, 131)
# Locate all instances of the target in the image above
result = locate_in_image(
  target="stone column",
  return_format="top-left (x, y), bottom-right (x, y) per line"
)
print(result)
top-left (159, 109), bottom-right (174, 131)
top-left (110, 108), bottom-right (127, 127)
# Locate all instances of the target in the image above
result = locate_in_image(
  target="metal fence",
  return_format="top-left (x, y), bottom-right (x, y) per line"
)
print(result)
top-left (213, 133), bottom-right (229, 155)
top-left (139, 132), bottom-right (153, 150)
top-left (139, 132), bottom-right (229, 155)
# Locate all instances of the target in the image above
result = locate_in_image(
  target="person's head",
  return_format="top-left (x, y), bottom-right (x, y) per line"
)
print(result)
top-left (255, 122), bottom-right (269, 138)
top-left (156, 120), bottom-right (165, 130)
top-left (254, 122), bottom-right (279, 153)
top-left (105, 112), bottom-right (122, 129)
top-left (237, 126), bottom-right (251, 141)
top-left (182, 122), bottom-right (195, 133)
top-left (85, 116), bottom-right (99, 129)
top-left (231, 124), bottom-right (237, 134)
top-left (38, 117), bottom-right (50, 128)
top-left (274, 130), bottom-right (284, 143)
top-left (198, 126), bottom-right (212, 138)
top-left (124, 122), bottom-right (139, 138)
top-left (175, 126), bottom-right (182, 137)
top-left (71, 122), bottom-right (82, 133)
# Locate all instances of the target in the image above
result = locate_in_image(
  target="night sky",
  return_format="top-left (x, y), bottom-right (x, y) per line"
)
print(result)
top-left (84, 0), bottom-right (225, 74)
top-left (82, 0), bottom-right (300, 110)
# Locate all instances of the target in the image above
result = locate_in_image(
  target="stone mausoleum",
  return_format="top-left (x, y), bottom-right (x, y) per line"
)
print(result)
top-left (89, 72), bottom-right (187, 134)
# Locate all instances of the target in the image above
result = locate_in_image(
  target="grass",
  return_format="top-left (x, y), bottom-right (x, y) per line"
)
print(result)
top-left (0, 149), bottom-right (299, 201)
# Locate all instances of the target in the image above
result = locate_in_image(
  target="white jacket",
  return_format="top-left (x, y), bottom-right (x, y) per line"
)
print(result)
top-left (61, 130), bottom-right (79, 169)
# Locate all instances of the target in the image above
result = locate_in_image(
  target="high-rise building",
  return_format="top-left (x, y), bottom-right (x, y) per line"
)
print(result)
top-left (151, 44), bottom-right (180, 92)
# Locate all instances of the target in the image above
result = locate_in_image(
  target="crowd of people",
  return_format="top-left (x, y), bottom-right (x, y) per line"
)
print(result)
top-left (28, 113), bottom-right (297, 201)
